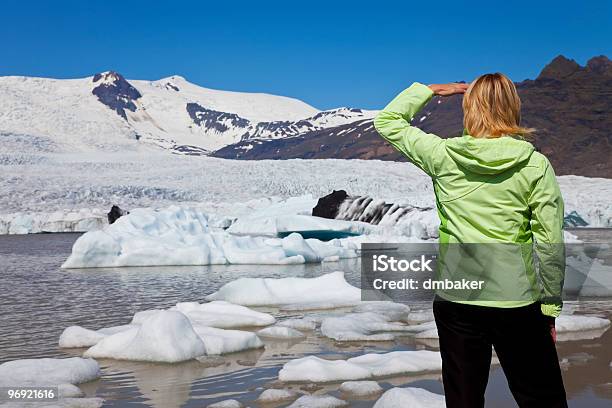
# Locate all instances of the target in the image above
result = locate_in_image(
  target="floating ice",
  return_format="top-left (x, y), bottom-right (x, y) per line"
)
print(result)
top-left (206, 271), bottom-right (361, 308)
top-left (207, 399), bottom-right (243, 408)
top-left (406, 309), bottom-right (434, 323)
top-left (277, 317), bottom-right (318, 331)
top-left (556, 315), bottom-right (610, 332)
top-left (84, 311), bottom-right (207, 363)
top-left (555, 314), bottom-right (610, 341)
top-left (257, 388), bottom-right (299, 403)
top-left (62, 207), bottom-right (356, 268)
top-left (339, 380), bottom-right (383, 396)
top-left (408, 315), bottom-right (611, 342)
top-left (193, 326), bottom-right (264, 355)
top-left (414, 328), bottom-right (439, 339)
top-left (58, 383), bottom-right (86, 398)
top-left (279, 350), bottom-right (442, 382)
top-left (59, 326), bottom-right (108, 348)
top-left (0, 357), bottom-right (100, 389)
top-left (320, 312), bottom-right (410, 341)
top-left (172, 301), bottom-right (276, 328)
top-left (257, 326), bottom-right (305, 339)
top-left (351, 302), bottom-right (411, 321)
top-left (404, 320), bottom-right (437, 333)
top-left (64, 306), bottom-right (265, 361)
top-left (287, 394), bottom-right (348, 408)
top-left (373, 387), bottom-right (445, 408)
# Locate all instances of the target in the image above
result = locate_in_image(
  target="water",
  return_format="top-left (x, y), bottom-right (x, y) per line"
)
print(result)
top-left (0, 232), bottom-right (611, 407)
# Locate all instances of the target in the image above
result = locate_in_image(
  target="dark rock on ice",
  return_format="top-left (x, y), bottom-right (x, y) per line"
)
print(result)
top-left (108, 205), bottom-right (128, 224)
top-left (92, 71), bottom-right (142, 120)
top-left (563, 211), bottom-right (589, 228)
top-left (312, 190), bottom-right (348, 219)
top-left (186, 103), bottom-right (250, 133)
top-left (313, 190), bottom-right (431, 226)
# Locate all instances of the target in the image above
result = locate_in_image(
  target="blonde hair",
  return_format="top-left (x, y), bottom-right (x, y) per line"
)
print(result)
top-left (462, 73), bottom-right (534, 138)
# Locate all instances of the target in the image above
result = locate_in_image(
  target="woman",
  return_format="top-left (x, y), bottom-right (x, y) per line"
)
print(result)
top-left (374, 74), bottom-right (567, 408)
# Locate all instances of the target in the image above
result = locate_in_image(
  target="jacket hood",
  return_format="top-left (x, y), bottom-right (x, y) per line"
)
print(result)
top-left (445, 134), bottom-right (535, 175)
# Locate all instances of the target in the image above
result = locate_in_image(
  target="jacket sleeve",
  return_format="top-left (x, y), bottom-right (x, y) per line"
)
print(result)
top-left (528, 159), bottom-right (565, 318)
top-left (373, 82), bottom-right (445, 177)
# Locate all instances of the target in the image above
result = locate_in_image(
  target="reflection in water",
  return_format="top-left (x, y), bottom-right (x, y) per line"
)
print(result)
top-left (0, 232), bottom-right (611, 407)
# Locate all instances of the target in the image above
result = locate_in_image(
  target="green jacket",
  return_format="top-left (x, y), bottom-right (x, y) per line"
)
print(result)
top-left (374, 82), bottom-right (565, 317)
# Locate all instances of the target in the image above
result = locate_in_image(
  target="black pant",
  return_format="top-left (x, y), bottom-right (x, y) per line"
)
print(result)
top-left (433, 298), bottom-right (567, 408)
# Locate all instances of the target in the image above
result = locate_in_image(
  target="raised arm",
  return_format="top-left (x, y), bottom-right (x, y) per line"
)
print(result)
top-left (373, 82), bottom-right (468, 177)
top-left (528, 159), bottom-right (565, 319)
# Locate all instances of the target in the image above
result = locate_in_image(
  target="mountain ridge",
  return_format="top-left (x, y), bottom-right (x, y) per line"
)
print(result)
top-left (214, 55), bottom-right (612, 177)
top-left (0, 55), bottom-right (610, 177)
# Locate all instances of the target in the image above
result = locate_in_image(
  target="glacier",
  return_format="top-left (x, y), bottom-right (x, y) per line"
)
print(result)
top-left (1, 152), bottom-right (610, 236)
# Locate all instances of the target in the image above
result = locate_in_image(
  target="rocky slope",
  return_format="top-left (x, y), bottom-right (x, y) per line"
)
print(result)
top-left (214, 55), bottom-right (612, 177)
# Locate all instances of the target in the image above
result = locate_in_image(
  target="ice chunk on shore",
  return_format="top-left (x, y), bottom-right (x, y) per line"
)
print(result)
top-left (279, 350), bottom-right (441, 382)
top-left (206, 271), bottom-right (360, 307)
top-left (340, 380), bottom-right (383, 396)
top-left (320, 312), bottom-right (410, 341)
top-left (84, 311), bottom-right (207, 362)
top-left (173, 301), bottom-right (276, 328)
top-left (62, 206), bottom-right (356, 268)
top-left (287, 394), bottom-right (348, 408)
top-left (257, 326), bottom-right (305, 339)
top-left (0, 357), bottom-right (100, 387)
top-left (373, 387), bottom-right (445, 408)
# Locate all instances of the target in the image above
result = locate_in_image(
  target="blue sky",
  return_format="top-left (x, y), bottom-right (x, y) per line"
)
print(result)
top-left (2, 0), bottom-right (610, 109)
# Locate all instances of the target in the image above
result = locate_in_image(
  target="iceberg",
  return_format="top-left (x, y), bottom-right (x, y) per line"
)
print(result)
top-left (373, 387), bottom-right (445, 408)
top-left (278, 350), bottom-right (442, 382)
top-left (61, 304), bottom-right (266, 362)
top-left (277, 317), bottom-right (318, 331)
top-left (256, 326), bottom-right (305, 339)
top-left (351, 302), bottom-right (411, 321)
top-left (320, 312), bottom-right (411, 341)
top-left (555, 314), bottom-right (610, 341)
top-left (61, 206), bottom-right (356, 268)
top-left (172, 301), bottom-right (276, 328)
top-left (84, 311), bottom-right (207, 363)
top-left (206, 271), bottom-right (361, 307)
top-left (0, 357), bottom-right (102, 404)
top-left (339, 380), bottom-right (383, 396)
top-left (286, 394), bottom-right (348, 408)
top-left (207, 399), bottom-right (244, 408)
top-left (257, 388), bottom-right (299, 404)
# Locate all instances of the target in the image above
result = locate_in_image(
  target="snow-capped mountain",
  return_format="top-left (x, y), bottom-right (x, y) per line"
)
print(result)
top-left (0, 71), bottom-right (374, 154)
